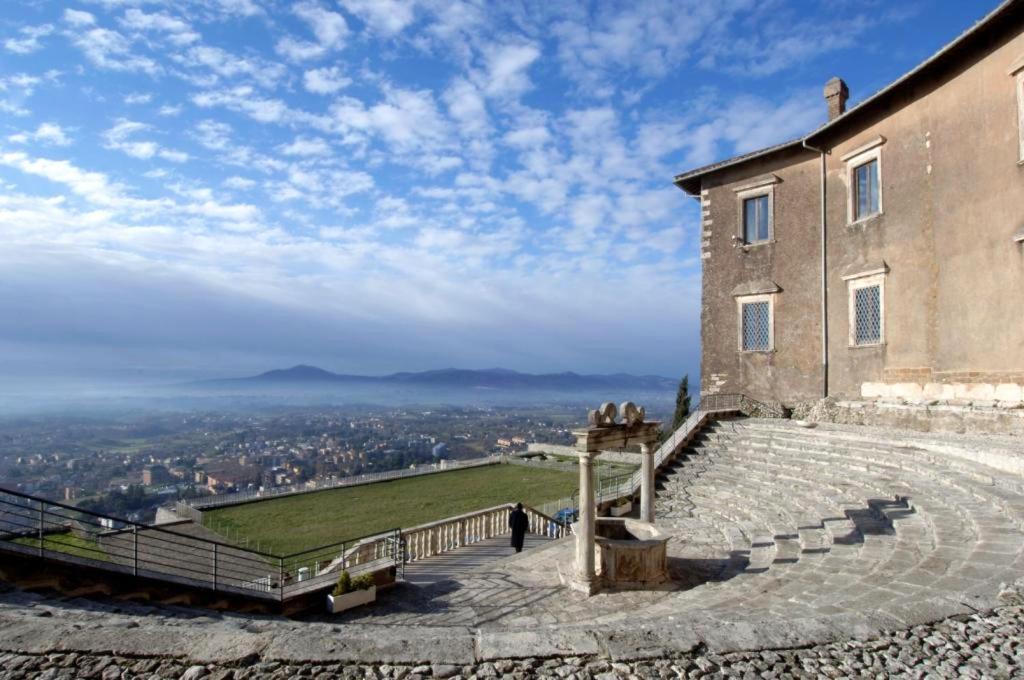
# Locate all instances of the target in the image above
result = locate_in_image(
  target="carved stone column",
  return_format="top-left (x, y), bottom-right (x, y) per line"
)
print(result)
top-left (572, 451), bottom-right (598, 595)
top-left (640, 442), bottom-right (655, 523)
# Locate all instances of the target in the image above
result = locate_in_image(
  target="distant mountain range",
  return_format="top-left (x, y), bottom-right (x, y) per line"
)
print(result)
top-left (198, 365), bottom-right (677, 392)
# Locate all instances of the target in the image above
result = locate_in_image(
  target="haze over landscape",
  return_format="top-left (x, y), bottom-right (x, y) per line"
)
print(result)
top-left (0, 0), bottom-right (993, 408)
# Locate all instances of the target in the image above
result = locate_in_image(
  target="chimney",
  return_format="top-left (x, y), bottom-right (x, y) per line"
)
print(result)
top-left (824, 77), bottom-right (849, 120)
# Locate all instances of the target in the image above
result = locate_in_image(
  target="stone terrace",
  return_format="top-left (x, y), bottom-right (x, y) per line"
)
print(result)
top-left (0, 418), bottom-right (1022, 675)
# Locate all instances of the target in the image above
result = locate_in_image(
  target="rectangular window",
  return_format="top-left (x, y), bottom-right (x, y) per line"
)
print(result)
top-left (853, 159), bottom-right (879, 220)
top-left (741, 301), bottom-right (771, 351)
top-left (853, 284), bottom-right (882, 345)
top-left (742, 195), bottom-right (770, 243)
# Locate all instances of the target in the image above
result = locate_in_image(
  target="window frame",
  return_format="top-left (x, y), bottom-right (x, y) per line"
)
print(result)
top-left (741, 194), bottom-right (771, 244)
top-left (736, 293), bottom-right (775, 353)
top-left (841, 136), bottom-right (885, 225)
top-left (845, 272), bottom-right (886, 348)
top-left (733, 175), bottom-right (778, 247)
top-left (852, 158), bottom-right (880, 221)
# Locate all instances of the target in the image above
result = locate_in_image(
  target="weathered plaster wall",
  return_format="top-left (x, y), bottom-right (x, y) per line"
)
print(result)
top-left (697, 18), bottom-right (1024, 408)
top-left (823, 27), bottom-right (1024, 400)
top-left (700, 149), bottom-right (821, 403)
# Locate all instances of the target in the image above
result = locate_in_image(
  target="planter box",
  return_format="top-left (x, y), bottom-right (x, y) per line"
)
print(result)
top-left (327, 586), bottom-right (376, 614)
top-left (609, 501), bottom-right (633, 517)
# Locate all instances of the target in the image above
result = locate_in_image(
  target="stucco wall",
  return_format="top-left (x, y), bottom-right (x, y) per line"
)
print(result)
top-left (699, 148), bottom-right (821, 403)
top-left (823, 26), bottom-right (1024, 400)
top-left (696, 17), bottom-right (1024, 406)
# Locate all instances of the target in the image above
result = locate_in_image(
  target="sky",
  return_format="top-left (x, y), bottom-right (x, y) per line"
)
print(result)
top-left (0, 0), bottom-right (995, 383)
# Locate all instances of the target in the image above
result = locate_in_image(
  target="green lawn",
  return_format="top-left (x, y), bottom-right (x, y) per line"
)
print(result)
top-left (203, 463), bottom-right (578, 555)
top-left (12, 532), bottom-right (106, 561)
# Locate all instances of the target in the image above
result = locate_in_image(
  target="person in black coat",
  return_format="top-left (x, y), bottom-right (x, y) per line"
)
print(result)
top-left (509, 502), bottom-right (529, 553)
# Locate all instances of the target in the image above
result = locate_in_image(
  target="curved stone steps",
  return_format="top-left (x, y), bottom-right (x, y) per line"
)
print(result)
top-left (674, 483), bottom-right (906, 608)
top-left (688, 444), bottom-right (991, 593)
top-left (648, 420), bottom-right (1024, 620)
top-left (714, 438), bottom-right (1016, 556)
top-left (721, 421), bottom-right (1024, 498)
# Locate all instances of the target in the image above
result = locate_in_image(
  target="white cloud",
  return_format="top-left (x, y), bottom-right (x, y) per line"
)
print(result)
top-left (158, 104), bottom-right (182, 116)
top-left (279, 137), bottom-right (332, 156)
top-left (7, 123), bottom-right (72, 147)
top-left (210, 0), bottom-right (263, 17)
top-left (330, 87), bottom-right (450, 153)
top-left (177, 45), bottom-right (285, 89)
top-left (4, 24), bottom-right (54, 55)
top-left (303, 66), bottom-right (351, 94)
top-left (62, 9), bottom-right (96, 27)
top-left (194, 120), bottom-right (233, 150)
top-left (0, 151), bottom-right (128, 207)
top-left (224, 176), bottom-right (256, 190)
top-left (275, 37), bottom-right (325, 62)
top-left (67, 26), bottom-right (161, 75)
top-left (296, 3), bottom-right (348, 49)
top-left (443, 78), bottom-right (488, 136)
top-left (339, 0), bottom-right (417, 36)
top-left (504, 125), bottom-right (550, 149)
top-left (192, 86), bottom-right (295, 124)
top-left (123, 92), bottom-right (152, 105)
top-left (275, 2), bottom-right (348, 62)
top-left (119, 9), bottom-right (199, 46)
top-left (480, 43), bottom-right (540, 98)
top-left (103, 119), bottom-right (189, 163)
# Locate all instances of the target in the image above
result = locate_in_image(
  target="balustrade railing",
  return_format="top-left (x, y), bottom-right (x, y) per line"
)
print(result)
top-left (402, 503), bottom-right (569, 564)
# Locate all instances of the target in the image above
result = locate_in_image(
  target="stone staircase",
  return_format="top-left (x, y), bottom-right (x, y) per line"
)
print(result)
top-left (651, 418), bottom-right (1024, 619)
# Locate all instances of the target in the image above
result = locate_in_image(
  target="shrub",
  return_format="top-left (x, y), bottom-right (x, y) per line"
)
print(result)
top-left (331, 570), bottom-right (375, 596)
top-left (351, 573), bottom-right (375, 591)
top-left (332, 570), bottom-right (352, 596)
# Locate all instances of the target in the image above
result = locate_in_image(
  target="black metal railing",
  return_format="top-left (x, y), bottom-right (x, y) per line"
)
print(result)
top-left (0, 487), bottom-right (401, 602)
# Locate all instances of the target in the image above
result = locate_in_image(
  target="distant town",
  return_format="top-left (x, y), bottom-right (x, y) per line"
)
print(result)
top-left (0, 405), bottom-right (600, 522)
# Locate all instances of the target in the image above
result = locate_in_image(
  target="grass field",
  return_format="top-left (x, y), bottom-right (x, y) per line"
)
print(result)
top-left (12, 532), bottom-right (106, 561)
top-left (204, 463), bottom-right (578, 555)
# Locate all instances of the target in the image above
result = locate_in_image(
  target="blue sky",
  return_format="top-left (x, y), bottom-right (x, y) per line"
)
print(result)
top-left (0, 1), bottom-right (994, 382)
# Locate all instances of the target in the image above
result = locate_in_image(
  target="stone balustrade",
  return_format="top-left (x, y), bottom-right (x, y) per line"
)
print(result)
top-left (402, 504), bottom-right (569, 563)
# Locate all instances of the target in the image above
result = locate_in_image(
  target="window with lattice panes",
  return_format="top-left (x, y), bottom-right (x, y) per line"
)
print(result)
top-left (846, 273), bottom-right (885, 347)
top-left (853, 285), bottom-right (881, 345)
top-left (740, 300), bottom-right (771, 352)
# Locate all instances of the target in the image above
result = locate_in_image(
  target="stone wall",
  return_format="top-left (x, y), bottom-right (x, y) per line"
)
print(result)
top-left (791, 397), bottom-right (1024, 437)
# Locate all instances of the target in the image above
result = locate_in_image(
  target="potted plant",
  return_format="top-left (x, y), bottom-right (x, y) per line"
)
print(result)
top-left (326, 571), bottom-right (377, 613)
top-left (610, 496), bottom-right (633, 517)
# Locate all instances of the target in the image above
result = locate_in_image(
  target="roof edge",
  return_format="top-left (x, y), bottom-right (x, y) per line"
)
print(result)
top-left (805, 0), bottom-right (1020, 144)
top-left (673, 0), bottom-right (1022, 195)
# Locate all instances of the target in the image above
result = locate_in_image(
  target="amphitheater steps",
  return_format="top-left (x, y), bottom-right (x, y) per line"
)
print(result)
top-left (650, 418), bottom-right (1024, 619)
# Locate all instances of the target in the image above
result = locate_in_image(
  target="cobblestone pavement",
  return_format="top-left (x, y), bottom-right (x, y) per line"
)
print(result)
top-left (1, 602), bottom-right (1021, 679)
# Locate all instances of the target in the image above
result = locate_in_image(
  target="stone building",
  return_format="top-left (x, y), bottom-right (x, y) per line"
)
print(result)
top-left (674, 0), bottom-right (1024, 406)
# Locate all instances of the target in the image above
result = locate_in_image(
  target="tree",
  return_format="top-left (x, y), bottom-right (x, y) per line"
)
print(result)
top-left (672, 375), bottom-right (691, 430)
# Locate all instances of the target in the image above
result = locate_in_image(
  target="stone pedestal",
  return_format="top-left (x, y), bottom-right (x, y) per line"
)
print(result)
top-left (593, 518), bottom-right (670, 589)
